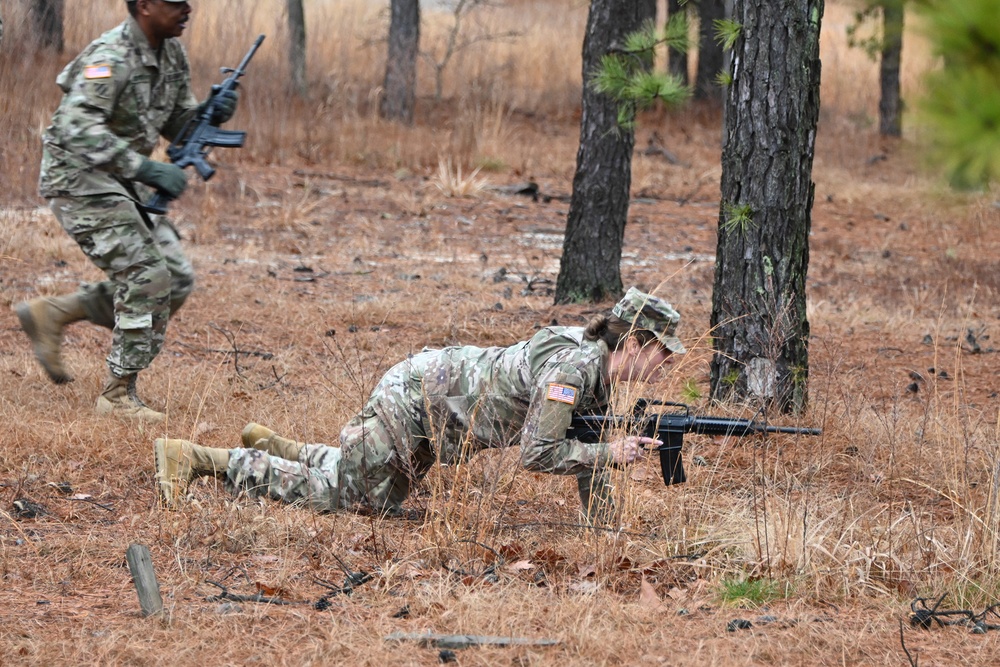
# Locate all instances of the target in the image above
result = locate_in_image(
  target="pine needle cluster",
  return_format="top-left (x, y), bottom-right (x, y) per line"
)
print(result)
top-left (918, 0), bottom-right (1000, 188)
top-left (589, 15), bottom-right (692, 131)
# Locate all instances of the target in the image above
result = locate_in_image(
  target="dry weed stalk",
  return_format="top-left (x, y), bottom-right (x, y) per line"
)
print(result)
top-left (430, 157), bottom-right (489, 198)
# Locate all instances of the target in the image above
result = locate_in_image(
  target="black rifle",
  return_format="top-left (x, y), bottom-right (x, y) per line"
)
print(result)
top-left (566, 399), bottom-right (822, 486)
top-left (143, 34), bottom-right (266, 214)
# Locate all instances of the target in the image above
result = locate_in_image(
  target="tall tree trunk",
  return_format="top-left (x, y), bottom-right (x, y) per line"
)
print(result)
top-left (695, 0), bottom-right (726, 103)
top-left (709, 0), bottom-right (823, 413)
top-left (555, 0), bottom-right (656, 304)
top-left (380, 0), bottom-right (420, 125)
top-left (287, 0), bottom-right (307, 97)
top-left (32, 0), bottom-right (64, 53)
top-left (667, 0), bottom-right (688, 85)
top-left (878, 1), bottom-right (903, 137)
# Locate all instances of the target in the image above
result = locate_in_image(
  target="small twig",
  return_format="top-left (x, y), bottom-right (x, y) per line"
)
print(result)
top-left (899, 620), bottom-right (918, 667)
top-left (60, 497), bottom-right (115, 512)
top-left (204, 580), bottom-right (298, 606)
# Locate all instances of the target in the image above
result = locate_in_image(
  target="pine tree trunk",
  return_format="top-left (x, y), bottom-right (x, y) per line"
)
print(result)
top-left (32, 0), bottom-right (64, 53)
top-left (878, 1), bottom-right (903, 137)
top-left (287, 0), bottom-right (307, 97)
top-left (555, 0), bottom-right (656, 304)
top-left (695, 0), bottom-right (726, 102)
top-left (709, 0), bottom-right (823, 413)
top-left (667, 0), bottom-right (688, 85)
top-left (380, 0), bottom-right (420, 125)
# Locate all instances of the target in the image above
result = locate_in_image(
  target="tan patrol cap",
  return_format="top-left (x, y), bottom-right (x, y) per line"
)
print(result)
top-left (611, 287), bottom-right (686, 354)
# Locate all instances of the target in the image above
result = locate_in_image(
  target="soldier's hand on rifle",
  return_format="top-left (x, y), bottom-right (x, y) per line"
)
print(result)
top-left (210, 89), bottom-right (239, 124)
top-left (134, 159), bottom-right (188, 199)
top-left (608, 435), bottom-right (659, 466)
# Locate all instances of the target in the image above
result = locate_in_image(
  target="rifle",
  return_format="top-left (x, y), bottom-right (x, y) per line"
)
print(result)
top-left (566, 399), bottom-right (822, 486)
top-left (143, 34), bottom-right (266, 214)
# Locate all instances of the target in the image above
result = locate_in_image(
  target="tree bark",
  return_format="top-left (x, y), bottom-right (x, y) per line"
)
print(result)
top-left (32, 0), bottom-right (64, 53)
top-left (878, 1), bottom-right (903, 137)
top-left (709, 0), bottom-right (823, 413)
top-left (695, 0), bottom-right (726, 103)
top-left (287, 0), bottom-right (307, 97)
top-left (667, 0), bottom-right (688, 85)
top-left (555, 0), bottom-right (656, 304)
top-left (380, 0), bottom-right (420, 125)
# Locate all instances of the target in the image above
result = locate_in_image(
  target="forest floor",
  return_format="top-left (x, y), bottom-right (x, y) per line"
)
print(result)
top-left (1, 102), bottom-right (999, 666)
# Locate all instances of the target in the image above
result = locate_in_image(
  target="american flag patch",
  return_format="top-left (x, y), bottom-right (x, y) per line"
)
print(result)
top-left (83, 64), bottom-right (113, 79)
top-left (546, 383), bottom-right (577, 404)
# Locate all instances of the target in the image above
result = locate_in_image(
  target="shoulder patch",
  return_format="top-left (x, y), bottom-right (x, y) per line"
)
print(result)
top-left (546, 383), bottom-right (577, 405)
top-left (83, 64), bottom-right (113, 79)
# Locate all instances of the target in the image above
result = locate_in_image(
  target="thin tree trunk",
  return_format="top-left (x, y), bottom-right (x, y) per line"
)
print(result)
top-left (32, 0), bottom-right (64, 53)
top-left (555, 0), bottom-right (656, 304)
top-left (667, 0), bottom-right (688, 85)
top-left (287, 0), bottom-right (307, 97)
top-left (695, 0), bottom-right (726, 103)
top-left (709, 0), bottom-right (823, 413)
top-left (380, 0), bottom-right (420, 125)
top-left (878, 1), bottom-right (903, 137)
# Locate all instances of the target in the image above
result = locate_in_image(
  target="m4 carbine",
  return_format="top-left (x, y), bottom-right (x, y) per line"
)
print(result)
top-left (566, 399), bottom-right (822, 486)
top-left (143, 34), bottom-right (266, 214)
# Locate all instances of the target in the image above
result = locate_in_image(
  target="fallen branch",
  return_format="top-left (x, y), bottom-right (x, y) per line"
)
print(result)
top-left (384, 632), bottom-right (560, 649)
top-left (204, 580), bottom-right (299, 606)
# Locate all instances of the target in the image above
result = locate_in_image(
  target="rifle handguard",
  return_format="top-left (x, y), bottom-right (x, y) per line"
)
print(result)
top-left (567, 399), bottom-right (821, 486)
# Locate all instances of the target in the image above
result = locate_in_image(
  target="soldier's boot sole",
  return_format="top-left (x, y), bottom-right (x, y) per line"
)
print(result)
top-left (15, 300), bottom-right (73, 384)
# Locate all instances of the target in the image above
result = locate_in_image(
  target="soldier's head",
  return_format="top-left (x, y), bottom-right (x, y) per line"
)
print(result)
top-left (611, 287), bottom-right (685, 354)
top-left (587, 287), bottom-right (685, 383)
top-left (128, 0), bottom-right (191, 46)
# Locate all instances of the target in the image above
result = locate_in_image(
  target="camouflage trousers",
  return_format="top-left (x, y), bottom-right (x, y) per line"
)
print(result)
top-left (225, 444), bottom-right (345, 512)
top-left (224, 407), bottom-right (434, 514)
top-left (50, 195), bottom-right (195, 376)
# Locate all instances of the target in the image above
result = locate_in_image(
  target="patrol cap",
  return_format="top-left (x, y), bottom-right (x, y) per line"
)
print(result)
top-left (611, 287), bottom-right (686, 354)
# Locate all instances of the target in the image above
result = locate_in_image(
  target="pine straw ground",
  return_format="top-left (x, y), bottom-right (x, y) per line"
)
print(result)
top-left (0, 83), bottom-right (999, 667)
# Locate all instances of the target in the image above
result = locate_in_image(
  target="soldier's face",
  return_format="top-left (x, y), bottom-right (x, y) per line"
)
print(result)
top-left (614, 337), bottom-right (673, 383)
top-left (141, 0), bottom-right (192, 41)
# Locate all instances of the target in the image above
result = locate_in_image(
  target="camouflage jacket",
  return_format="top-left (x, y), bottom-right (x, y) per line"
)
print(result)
top-left (382, 326), bottom-right (614, 476)
top-left (39, 17), bottom-right (198, 199)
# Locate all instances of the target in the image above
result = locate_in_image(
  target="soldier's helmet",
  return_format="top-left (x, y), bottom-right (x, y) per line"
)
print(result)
top-left (611, 287), bottom-right (686, 354)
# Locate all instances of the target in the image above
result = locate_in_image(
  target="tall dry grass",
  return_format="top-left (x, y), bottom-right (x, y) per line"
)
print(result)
top-left (1, 1), bottom-right (942, 202)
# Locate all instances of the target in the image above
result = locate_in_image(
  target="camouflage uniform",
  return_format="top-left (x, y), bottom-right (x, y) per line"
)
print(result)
top-left (226, 326), bottom-right (617, 514)
top-left (38, 16), bottom-right (198, 377)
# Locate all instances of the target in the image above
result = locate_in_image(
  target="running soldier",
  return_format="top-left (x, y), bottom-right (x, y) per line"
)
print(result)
top-left (15, 1), bottom-right (238, 422)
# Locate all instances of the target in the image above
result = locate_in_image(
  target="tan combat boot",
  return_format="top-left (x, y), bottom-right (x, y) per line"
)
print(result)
top-left (240, 422), bottom-right (303, 461)
top-left (14, 293), bottom-right (88, 384)
top-left (154, 438), bottom-right (231, 507)
top-left (96, 373), bottom-right (166, 423)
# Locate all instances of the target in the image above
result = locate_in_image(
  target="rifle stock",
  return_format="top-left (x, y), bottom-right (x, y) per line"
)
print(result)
top-left (567, 399), bottom-right (822, 486)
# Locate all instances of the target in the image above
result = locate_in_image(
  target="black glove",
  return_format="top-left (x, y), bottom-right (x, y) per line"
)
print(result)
top-left (209, 89), bottom-right (239, 124)
top-left (134, 159), bottom-right (187, 199)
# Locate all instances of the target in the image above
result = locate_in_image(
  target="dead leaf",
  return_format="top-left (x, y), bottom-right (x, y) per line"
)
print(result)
top-left (253, 555), bottom-right (279, 564)
top-left (533, 548), bottom-right (567, 567)
top-left (499, 543), bottom-right (525, 561)
top-left (255, 582), bottom-right (291, 598)
top-left (569, 580), bottom-right (599, 594)
top-left (629, 466), bottom-right (653, 482)
top-left (193, 422), bottom-right (216, 438)
top-left (639, 577), bottom-right (665, 610)
top-left (505, 560), bottom-right (534, 573)
top-left (577, 563), bottom-right (597, 578)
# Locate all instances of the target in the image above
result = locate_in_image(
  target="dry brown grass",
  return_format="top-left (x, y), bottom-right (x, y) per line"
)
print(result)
top-left (2, 1), bottom-right (1000, 665)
